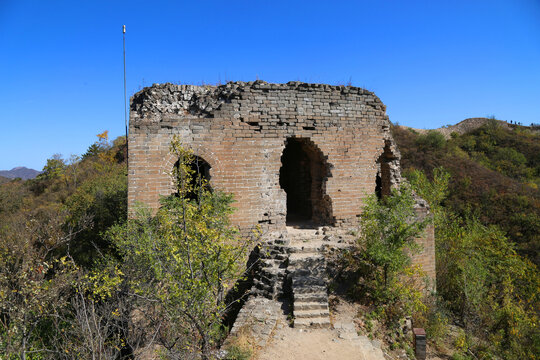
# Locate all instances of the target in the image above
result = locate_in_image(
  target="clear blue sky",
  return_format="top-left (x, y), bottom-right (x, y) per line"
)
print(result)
top-left (1, 0), bottom-right (539, 171)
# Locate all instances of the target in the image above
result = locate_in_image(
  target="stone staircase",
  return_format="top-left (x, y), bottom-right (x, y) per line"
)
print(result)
top-left (229, 226), bottom-right (388, 358)
top-left (249, 226), bottom-right (349, 329)
top-left (287, 227), bottom-right (331, 329)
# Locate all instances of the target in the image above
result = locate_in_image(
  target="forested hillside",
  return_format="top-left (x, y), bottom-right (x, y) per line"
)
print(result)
top-left (0, 132), bottom-right (130, 358)
top-left (393, 120), bottom-right (539, 265)
top-left (389, 120), bottom-right (539, 359)
top-left (0, 133), bottom-right (250, 359)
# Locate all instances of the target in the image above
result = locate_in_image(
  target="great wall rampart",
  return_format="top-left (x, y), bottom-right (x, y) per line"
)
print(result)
top-left (128, 80), bottom-right (436, 332)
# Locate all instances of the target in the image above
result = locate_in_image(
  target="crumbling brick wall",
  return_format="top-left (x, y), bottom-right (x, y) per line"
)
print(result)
top-left (128, 80), bottom-right (436, 280)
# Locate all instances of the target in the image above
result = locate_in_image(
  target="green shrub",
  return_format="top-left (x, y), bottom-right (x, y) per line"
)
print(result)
top-left (340, 185), bottom-right (429, 326)
top-left (416, 131), bottom-right (446, 150)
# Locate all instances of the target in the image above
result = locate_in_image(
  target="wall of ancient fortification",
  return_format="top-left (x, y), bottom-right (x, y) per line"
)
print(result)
top-left (128, 80), bottom-right (436, 280)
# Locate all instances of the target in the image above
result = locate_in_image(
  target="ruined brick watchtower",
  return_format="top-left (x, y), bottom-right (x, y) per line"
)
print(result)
top-left (128, 80), bottom-right (435, 285)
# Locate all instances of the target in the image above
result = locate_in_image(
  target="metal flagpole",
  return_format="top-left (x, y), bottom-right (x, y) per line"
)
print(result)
top-left (123, 25), bottom-right (128, 163)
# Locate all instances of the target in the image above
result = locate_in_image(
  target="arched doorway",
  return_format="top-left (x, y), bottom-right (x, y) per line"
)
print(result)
top-left (279, 137), bottom-right (332, 225)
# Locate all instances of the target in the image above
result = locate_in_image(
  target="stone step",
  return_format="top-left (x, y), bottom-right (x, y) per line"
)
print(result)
top-left (291, 267), bottom-right (326, 276)
top-left (265, 251), bottom-right (287, 259)
top-left (259, 258), bottom-right (279, 266)
top-left (290, 269), bottom-right (326, 277)
top-left (288, 245), bottom-right (322, 254)
top-left (288, 232), bottom-right (324, 238)
top-left (259, 273), bottom-right (287, 283)
top-left (254, 282), bottom-right (272, 294)
top-left (292, 276), bottom-right (327, 287)
top-left (257, 275), bottom-right (276, 287)
top-left (259, 259), bottom-right (279, 267)
top-left (293, 317), bottom-right (331, 329)
top-left (290, 269), bottom-right (326, 278)
top-left (289, 250), bottom-right (324, 257)
top-left (288, 229), bottom-right (319, 234)
top-left (253, 281), bottom-right (284, 296)
top-left (288, 235), bottom-right (324, 241)
top-left (288, 239), bottom-right (324, 246)
top-left (261, 250), bottom-right (287, 259)
top-left (274, 238), bottom-right (289, 245)
top-left (283, 230), bottom-right (333, 330)
top-left (254, 278), bottom-right (271, 287)
top-left (294, 301), bottom-right (329, 311)
top-left (258, 277), bottom-right (285, 290)
top-left (294, 292), bottom-right (328, 302)
top-left (293, 309), bottom-right (330, 319)
top-left (270, 253), bottom-right (288, 261)
top-left (292, 284), bottom-right (327, 294)
top-left (289, 253), bottom-right (325, 263)
top-left (267, 243), bottom-right (288, 251)
top-left (260, 266), bottom-right (287, 276)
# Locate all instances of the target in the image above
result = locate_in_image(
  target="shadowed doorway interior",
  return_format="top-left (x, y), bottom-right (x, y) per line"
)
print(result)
top-left (279, 137), bottom-right (333, 225)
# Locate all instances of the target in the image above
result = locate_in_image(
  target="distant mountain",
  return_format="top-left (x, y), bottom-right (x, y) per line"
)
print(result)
top-left (0, 167), bottom-right (40, 180)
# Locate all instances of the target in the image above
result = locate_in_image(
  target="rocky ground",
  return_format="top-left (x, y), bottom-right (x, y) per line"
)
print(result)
top-left (251, 300), bottom-right (385, 360)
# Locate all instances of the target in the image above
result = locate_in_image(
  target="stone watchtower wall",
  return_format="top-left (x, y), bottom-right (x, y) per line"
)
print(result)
top-left (128, 81), bottom-right (436, 280)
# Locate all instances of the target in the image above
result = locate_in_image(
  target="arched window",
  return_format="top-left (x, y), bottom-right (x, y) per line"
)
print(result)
top-left (375, 140), bottom-right (397, 199)
top-left (173, 156), bottom-right (211, 201)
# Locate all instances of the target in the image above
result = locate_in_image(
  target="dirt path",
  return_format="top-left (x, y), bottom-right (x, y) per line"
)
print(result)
top-left (256, 302), bottom-right (385, 360)
top-left (256, 326), bottom-right (383, 360)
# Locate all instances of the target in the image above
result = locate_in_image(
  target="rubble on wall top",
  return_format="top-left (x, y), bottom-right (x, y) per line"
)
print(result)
top-left (135, 80), bottom-right (378, 95)
top-left (130, 81), bottom-right (385, 121)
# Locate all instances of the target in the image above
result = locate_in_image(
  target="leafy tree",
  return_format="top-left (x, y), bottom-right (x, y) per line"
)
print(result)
top-left (337, 184), bottom-right (429, 330)
top-left (406, 167), bottom-right (450, 220)
top-left (106, 137), bottom-right (252, 359)
top-left (64, 164), bottom-right (127, 266)
top-left (0, 205), bottom-right (84, 359)
top-left (358, 185), bottom-right (427, 296)
top-left (82, 131), bottom-right (111, 160)
top-left (0, 133), bottom-right (128, 359)
top-left (38, 154), bottom-right (66, 180)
